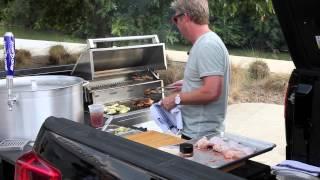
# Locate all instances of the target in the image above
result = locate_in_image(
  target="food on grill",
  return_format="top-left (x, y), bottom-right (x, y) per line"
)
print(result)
top-left (134, 98), bottom-right (154, 108)
top-left (106, 126), bottom-right (132, 136)
top-left (144, 88), bottom-right (159, 95)
top-left (144, 98), bottom-right (154, 105)
top-left (104, 103), bottom-right (130, 115)
top-left (106, 109), bottom-right (117, 115)
top-left (132, 74), bottom-right (154, 81)
top-left (114, 127), bottom-right (131, 135)
top-left (195, 136), bottom-right (255, 159)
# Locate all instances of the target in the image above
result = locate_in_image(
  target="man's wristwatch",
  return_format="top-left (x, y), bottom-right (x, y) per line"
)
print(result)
top-left (175, 94), bottom-right (181, 105)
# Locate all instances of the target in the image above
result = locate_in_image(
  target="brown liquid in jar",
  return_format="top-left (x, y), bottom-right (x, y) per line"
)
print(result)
top-left (179, 143), bottom-right (194, 157)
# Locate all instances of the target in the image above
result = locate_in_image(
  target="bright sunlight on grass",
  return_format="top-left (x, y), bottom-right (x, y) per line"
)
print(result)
top-left (229, 48), bottom-right (291, 61)
top-left (1, 24), bottom-right (291, 61)
top-left (0, 25), bottom-right (85, 43)
top-left (167, 44), bottom-right (291, 61)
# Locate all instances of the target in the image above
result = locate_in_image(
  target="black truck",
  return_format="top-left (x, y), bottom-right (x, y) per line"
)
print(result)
top-left (1, 0), bottom-right (320, 179)
top-left (11, 117), bottom-right (249, 180)
top-left (273, 0), bottom-right (320, 166)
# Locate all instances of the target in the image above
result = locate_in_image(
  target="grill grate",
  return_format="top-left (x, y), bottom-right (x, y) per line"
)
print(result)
top-left (89, 81), bottom-right (134, 90)
top-left (104, 99), bottom-right (152, 110)
top-left (0, 139), bottom-right (30, 151)
top-left (87, 72), bottom-right (155, 90)
top-left (103, 97), bottom-right (159, 115)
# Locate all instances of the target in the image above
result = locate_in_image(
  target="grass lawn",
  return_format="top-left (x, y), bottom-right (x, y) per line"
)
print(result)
top-left (228, 48), bottom-right (291, 61)
top-left (1, 25), bottom-right (291, 61)
top-left (0, 25), bottom-right (85, 43)
top-left (166, 44), bottom-right (291, 61)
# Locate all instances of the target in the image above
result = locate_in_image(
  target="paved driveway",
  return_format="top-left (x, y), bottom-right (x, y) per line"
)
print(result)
top-left (226, 103), bottom-right (286, 166)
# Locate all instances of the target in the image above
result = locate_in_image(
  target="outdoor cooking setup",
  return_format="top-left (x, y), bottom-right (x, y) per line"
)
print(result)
top-left (72, 35), bottom-right (167, 126)
top-left (69, 35), bottom-right (277, 177)
top-left (0, 35), bottom-right (168, 141)
top-left (0, 34), bottom-right (278, 179)
top-left (1, 0), bottom-right (320, 178)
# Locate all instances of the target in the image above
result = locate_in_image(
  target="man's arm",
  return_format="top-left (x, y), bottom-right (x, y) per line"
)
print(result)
top-left (161, 75), bottom-right (223, 110)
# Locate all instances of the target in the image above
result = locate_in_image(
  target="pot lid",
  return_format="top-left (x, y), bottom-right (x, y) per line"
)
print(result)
top-left (272, 0), bottom-right (320, 70)
top-left (0, 75), bottom-right (84, 92)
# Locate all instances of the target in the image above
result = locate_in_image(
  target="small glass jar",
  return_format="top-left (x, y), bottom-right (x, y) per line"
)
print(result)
top-left (179, 143), bottom-right (194, 157)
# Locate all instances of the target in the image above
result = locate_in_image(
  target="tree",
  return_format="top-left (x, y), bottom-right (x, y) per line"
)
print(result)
top-left (2, 0), bottom-right (174, 42)
top-left (2, 0), bottom-right (286, 50)
top-left (209, 0), bottom-right (285, 50)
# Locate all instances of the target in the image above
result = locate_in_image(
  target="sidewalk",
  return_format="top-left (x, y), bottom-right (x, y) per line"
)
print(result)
top-left (166, 49), bottom-right (295, 74)
top-left (226, 103), bottom-right (285, 166)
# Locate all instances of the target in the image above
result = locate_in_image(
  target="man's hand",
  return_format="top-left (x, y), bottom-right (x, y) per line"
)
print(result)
top-left (168, 80), bottom-right (183, 92)
top-left (161, 94), bottom-right (177, 111)
top-left (161, 76), bottom-right (222, 109)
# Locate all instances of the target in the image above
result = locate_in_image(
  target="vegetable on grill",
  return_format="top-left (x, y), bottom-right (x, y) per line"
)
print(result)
top-left (104, 103), bottom-right (130, 115)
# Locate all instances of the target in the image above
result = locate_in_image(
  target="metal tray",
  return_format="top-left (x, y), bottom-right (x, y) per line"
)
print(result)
top-left (101, 124), bottom-right (142, 137)
top-left (0, 139), bottom-right (30, 151)
top-left (158, 133), bottom-right (276, 169)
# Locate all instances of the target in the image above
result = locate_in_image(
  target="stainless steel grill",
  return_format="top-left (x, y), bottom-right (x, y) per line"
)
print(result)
top-left (72, 35), bottom-right (167, 125)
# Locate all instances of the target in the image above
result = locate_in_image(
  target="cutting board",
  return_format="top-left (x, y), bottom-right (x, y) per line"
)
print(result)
top-left (125, 130), bottom-right (185, 148)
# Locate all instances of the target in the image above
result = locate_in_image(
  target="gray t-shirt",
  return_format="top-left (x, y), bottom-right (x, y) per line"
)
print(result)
top-left (181, 31), bottom-right (230, 138)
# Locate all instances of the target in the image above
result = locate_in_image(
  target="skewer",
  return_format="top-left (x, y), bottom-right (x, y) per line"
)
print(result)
top-left (156, 86), bottom-right (176, 90)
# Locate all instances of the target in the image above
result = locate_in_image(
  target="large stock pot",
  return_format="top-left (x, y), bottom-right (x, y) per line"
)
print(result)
top-left (0, 75), bottom-right (85, 140)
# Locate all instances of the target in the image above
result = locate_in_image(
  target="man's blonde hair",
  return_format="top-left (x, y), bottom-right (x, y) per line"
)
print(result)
top-left (171, 0), bottom-right (209, 25)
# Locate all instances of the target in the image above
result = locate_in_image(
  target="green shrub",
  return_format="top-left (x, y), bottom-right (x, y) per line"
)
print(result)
top-left (62, 53), bottom-right (79, 64)
top-left (263, 74), bottom-right (289, 92)
top-left (15, 49), bottom-right (32, 68)
top-left (0, 60), bottom-right (3, 70)
top-left (229, 63), bottom-right (246, 104)
top-left (48, 45), bottom-right (79, 65)
top-left (248, 60), bottom-right (270, 80)
top-left (48, 45), bottom-right (68, 65)
top-left (158, 60), bottom-right (185, 86)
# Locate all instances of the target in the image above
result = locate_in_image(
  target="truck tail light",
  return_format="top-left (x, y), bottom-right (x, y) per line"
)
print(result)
top-left (15, 151), bottom-right (61, 180)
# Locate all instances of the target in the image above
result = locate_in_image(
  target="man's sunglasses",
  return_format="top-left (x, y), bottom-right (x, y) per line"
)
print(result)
top-left (172, 13), bottom-right (185, 24)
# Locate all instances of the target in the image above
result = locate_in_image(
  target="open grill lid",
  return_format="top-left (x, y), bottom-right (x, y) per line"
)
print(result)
top-left (71, 35), bottom-right (167, 80)
top-left (272, 0), bottom-right (320, 70)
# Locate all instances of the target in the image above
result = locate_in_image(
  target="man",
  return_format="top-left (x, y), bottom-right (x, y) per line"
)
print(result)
top-left (161, 0), bottom-right (230, 140)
